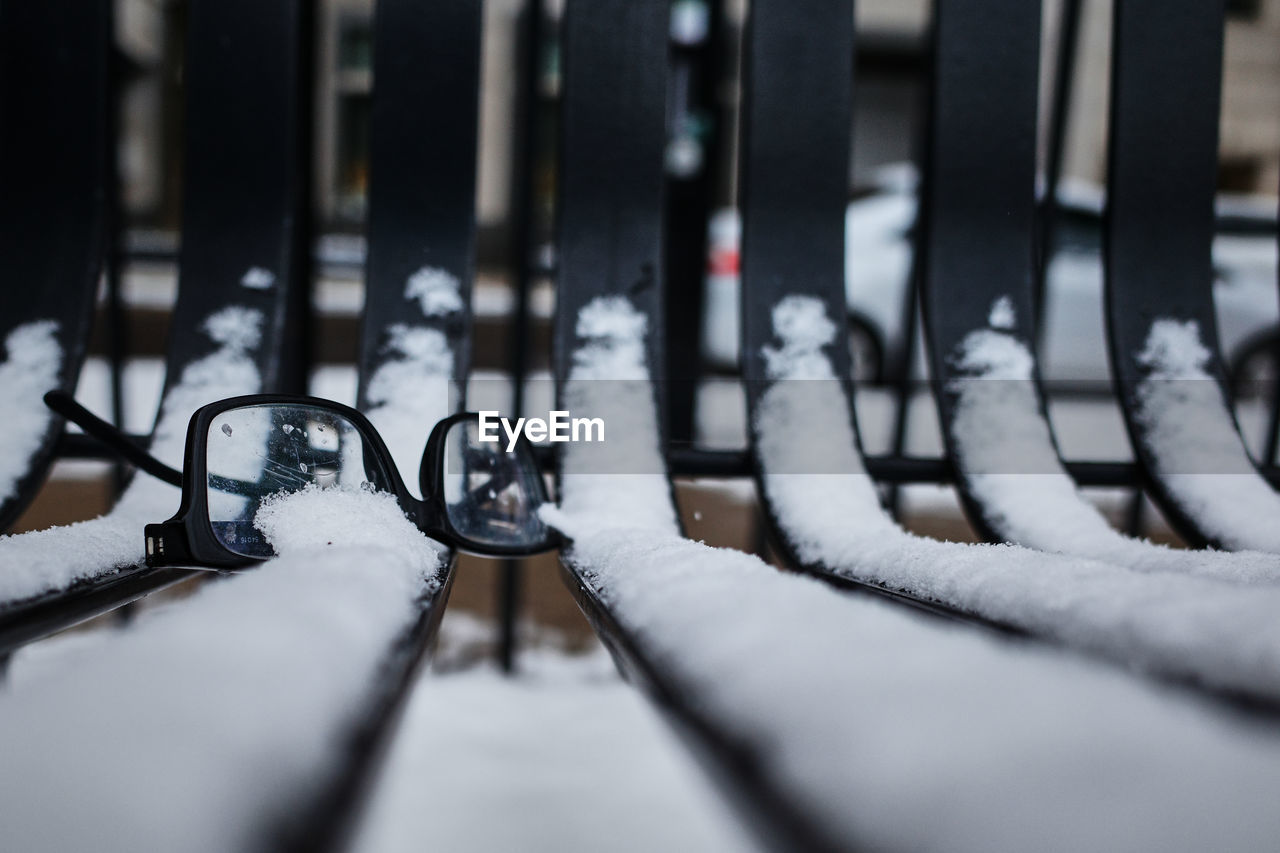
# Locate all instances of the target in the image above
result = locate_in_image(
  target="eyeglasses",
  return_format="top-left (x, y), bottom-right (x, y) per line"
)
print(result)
top-left (45, 391), bottom-right (559, 569)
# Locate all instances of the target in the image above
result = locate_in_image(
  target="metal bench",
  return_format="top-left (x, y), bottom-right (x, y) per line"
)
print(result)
top-left (0, 0), bottom-right (313, 655)
top-left (0, 0), bottom-right (478, 849)
top-left (551, 0), bottom-right (1280, 849)
top-left (1, 0), bottom-right (1279, 850)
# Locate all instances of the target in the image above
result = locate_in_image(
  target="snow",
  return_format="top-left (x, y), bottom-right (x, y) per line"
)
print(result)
top-left (354, 618), bottom-right (754, 853)
top-left (755, 296), bottom-right (1280, 703)
top-left (544, 293), bottom-right (1280, 852)
top-left (986, 295), bottom-right (1016, 329)
top-left (363, 326), bottom-right (454, 498)
top-left (555, 296), bottom-right (678, 533)
top-left (947, 302), bottom-right (1280, 583)
top-left (0, 306), bottom-right (264, 604)
top-left (404, 266), bottom-right (464, 317)
top-left (364, 265), bottom-right (465, 497)
top-left (555, 524), bottom-right (1280, 853)
top-left (0, 485), bottom-right (442, 853)
top-left (240, 266), bottom-right (276, 290)
top-left (1134, 318), bottom-right (1280, 552)
top-left (252, 483), bottom-right (436, 559)
top-left (0, 319), bottom-right (62, 505)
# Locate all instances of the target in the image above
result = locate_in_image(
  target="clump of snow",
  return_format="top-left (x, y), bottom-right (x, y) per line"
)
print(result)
top-left (0, 306), bottom-right (264, 604)
top-left (0, 485), bottom-right (441, 853)
top-left (761, 295), bottom-right (837, 380)
top-left (552, 296), bottom-right (677, 534)
top-left (404, 266), bottom-right (464, 317)
top-left (1139, 319), bottom-right (1213, 378)
top-left (363, 325), bottom-right (455, 499)
top-left (240, 266), bottom-right (276, 290)
top-left (756, 296), bottom-right (1280, 702)
top-left (200, 304), bottom-right (263, 355)
top-left (353, 625), bottom-right (753, 853)
top-left (948, 317), bottom-right (1279, 582)
top-left (0, 320), bottom-right (62, 504)
top-left (546, 295), bottom-right (1280, 852)
top-left (987, 295), bottom-right (1016, 330)
top-left (1134, 318), bottom-right (1280, 552)
top-left (253, 482), bottom-right (419, 554)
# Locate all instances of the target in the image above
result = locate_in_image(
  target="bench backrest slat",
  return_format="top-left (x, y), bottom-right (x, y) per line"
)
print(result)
top-left (166, 0), bottom-right (314, 401)
top-left (555, 0), bottom-right (670, 398)
top-left (0, 0), bottom-right (112, 529)
top-left (359, 0), bottom-right (483, 401)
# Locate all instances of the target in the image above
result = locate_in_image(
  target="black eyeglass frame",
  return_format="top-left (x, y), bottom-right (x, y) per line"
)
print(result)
top-left (41, 392), bottom-right (557, 569)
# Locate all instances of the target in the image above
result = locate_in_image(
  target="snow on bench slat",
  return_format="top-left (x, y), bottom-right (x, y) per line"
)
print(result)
top-left (0, 264), bottom-right (463, 850)
top-left (544, 296), bottom-right (1280, 852)
top-left (756, 296), bottom-right (1280, 703)
top-left (364, 265), bottom-right (461, 499)
top-left (354, 627), bottom-right (755, 853)
top-left (0, 320), bottom-right (62, 507)
top-left (0, 485), bottom-right (442, 852)
top-left (0, 306), bottom-right (264, 604)
top-left (948, 298), bottom-right (1280, 582)
top-left (1133, 318), bottom-right (1280, 552)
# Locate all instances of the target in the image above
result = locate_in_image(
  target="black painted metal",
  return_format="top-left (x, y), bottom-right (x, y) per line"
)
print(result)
top-left (663, 0), bottom-right (724, 448)
top-left (106, 42), bottom-right (130, 497)
top-left (728, 0), bottom-right (1279, 717)
top-left (882, 63), bottom-right (931, 521)
top-left (917, 0), bottom-right (1048, 542)
top-left (1102, 0), bottom-right (1248, 548)
top-left (1268, 182), bottom-right (1280, 466)
top-left (554, 0), bottom-right (670, 393)
top-left (553, 1), bottom-right (854, 847)
top-left (166, 0), bottom-right (313, 401)
top-left (496, 0), bottom-right (545, 676)
top-left (0, 0), bottom-right (315, 652)
top-left (67, 432), bottom-right (1255, 489)
top-left (1033, 0), bottom-right (1083, 335)
top-left (0, 0), bottom-right (112, 530)
top-left (0, 568), bottom-right (196, 658)
top-left (738, 0), bottom-right (860, 567)
top-left (291, 1), bottom-right (483, 848)
top-left (357, 0), bottom-right (482, 408)
top-left (738, 0), bottom-right (856, 404)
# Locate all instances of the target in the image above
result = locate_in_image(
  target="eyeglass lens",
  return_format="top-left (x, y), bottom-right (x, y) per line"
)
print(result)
top-left (206, 405), bottom-right (374, 557)
top-left (441, 419), bottom-right (550, 549)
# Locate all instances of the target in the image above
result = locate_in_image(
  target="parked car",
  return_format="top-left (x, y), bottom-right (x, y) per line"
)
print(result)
top-left (703, 165), bottom-right (1280, 394)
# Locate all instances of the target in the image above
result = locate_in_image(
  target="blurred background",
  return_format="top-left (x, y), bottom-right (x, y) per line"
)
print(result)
top-left (111, 0), bottom-right (1279, 234)
top-left (21, 0), bottom-right (1280, 642)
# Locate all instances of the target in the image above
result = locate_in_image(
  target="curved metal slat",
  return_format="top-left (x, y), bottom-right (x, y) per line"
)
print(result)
top-left (165, 0), bottom-right (314, 400)
top-left (916, 0), bottom-right (1048, 541)
top-left (0, 0), bottom-right (315, 651)
top-left (292, 1), bottom-right (485, 848)
top-left (1102, 0), bottom-right (1267, 549)
top-left (357, 0), bottom-right (482, 402)
top-left (0, 0), bottom-right (111, 531)
top-left (554, 0), bottom-right (670, 396)
top-left (738, 0), bottom-right (861, 572)
top-left (552, 0), bottom-right (852, 847)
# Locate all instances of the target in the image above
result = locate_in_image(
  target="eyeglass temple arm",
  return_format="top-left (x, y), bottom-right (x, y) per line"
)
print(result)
top-left (44, 390), bottom-right (184, 488)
